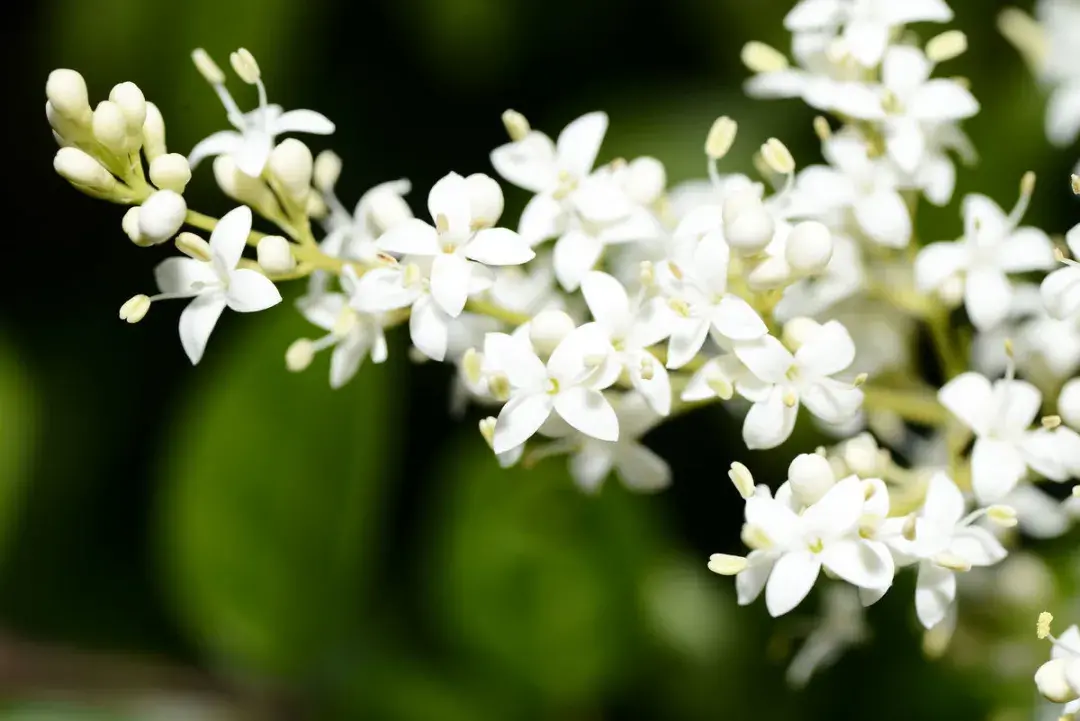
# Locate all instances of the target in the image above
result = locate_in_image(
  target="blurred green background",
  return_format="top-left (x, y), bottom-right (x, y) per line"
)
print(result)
top-left (3, 0), bottom-right (1079, 718)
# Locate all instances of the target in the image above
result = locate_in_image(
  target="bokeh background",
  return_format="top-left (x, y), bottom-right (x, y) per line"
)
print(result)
top-left (3, 0), bottom-right (1079, 718)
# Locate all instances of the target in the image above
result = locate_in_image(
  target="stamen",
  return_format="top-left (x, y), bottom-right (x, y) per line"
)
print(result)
top-left (1007, 171), bottom-right (1036, 227)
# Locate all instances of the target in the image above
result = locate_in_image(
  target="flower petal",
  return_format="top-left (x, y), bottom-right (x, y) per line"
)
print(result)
top-left (233, 131), bottom-right (274, 177)
top-left (965, 267), bottom-right (1012, 331)
top-left (427, 172), bottom-right (472, 236)
top-left (209, 206), bottom-right (253, 271)
top-left (464, 228), bottom-right (535, 266)
top-left (376, 219), bottom-right (441, 257)
top-left (553, 229), bottom-right (603, 291)
top-left (430, 253), bottom-right (472, 318)
top-left (915, 562), bottom-right (956, 630)
top-left (743, 387), bottom-right (799, 450)
top-left (665, 318), bottom-right (710, 370)
top-left (483, 332), bottom-right (547, 389)
top-left (556, 112), bottom-right (607, 178)
top-left (225, 268), bottom-right (282, 312)
top-left (409, 294), bottom-right (450, 361)
top-left (329, 335), bottom-right (365, 389)
top-left (938, 372), bottom-right (993, 435)
top-left (914, 241), bottom-right (967, 292)
top-left (179, 293), bottom-right (227, 365)
top-left (352, 267), bottom-right (421, 312)
top-left (188, 130), bottom-right (243, 169)
top-left (802, 476), bottom-right (864, 538)
top-left (820, 539), bottom-right (895, 590)
top-left (734, 335), bottom-right (794, 384)
top-left (854, 190), bottom-right (911, 248)
top-left (554, 387), bottom-right (619, 442)
top-left (630, 351), bottom-right (672, 416)
top-left (736, 551), bottom-right (777, 605)
top-left (801, 378), bottom-right (863, 425)
top-left (494, 392), bottom-right (554, 454)
top-left (580, 271), bottom-right (631, 333)
top-left (712, 296), bottom-right (768, 341)
top-left (155, 257), bottom-right (218, 295)
top-left (949, 526), bottom-right (1006, 567)
top-left (490, 132), bottom-right (558, 194)
top-left (971, 437), bottom-right (1027, 504)
top-left (795, 320), bottom-right (855, 378)
top-left (765, 550), bottom-right (821, 617)
top-left (923, 472), bottom-right (966, 527)
top-left (613, 441), bottom-right (671, 492)
top-left (271, 108), bottom-right (335, 135)
top-left (1041, 266), bottom-right (1080, 320)
top-left (569, 443), bottom-right (615, 493)
top-left (1046, 83), bottom-right (1080, 147)
top-left (999, 228), bottom-right (1056, 273)
top-left (518, 193), bottom-right (565, 245)
top-left (882, 46), bottom-right (932, 97)
top-left (908, 81), bottom-right (979, 121)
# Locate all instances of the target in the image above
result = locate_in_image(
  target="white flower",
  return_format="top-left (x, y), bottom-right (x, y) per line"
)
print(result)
top-left (580, 271), bottom-right (673, 415)
top-left (734, 321), bottom-right (864, 450)
top-left (1036, 0), bottom-right (1080, 147)
top-left (658, 234), bottom-right (768, 369)
top-left (320, 179), bottom-right (414, 264)
top-left (565, 392), bottom-right (671, 493)
top-left (352, 258), bottom-right (455, 362)
top-left (376, 172), bottom-right (535, 318)
top-left (797, 132), bottom-right (912, 248)
top-left (938, 372), bottom-right (1052, 502)
top-left (188, 53), bottom-right (334, 177)
top-left (900, 473), bottom-right (1007, 629)
top-left (295, 269), bottom-right (388, 388)
top-left (153, 206), bottom-right (282, 364)
top-left (486, 325), bottom-right (622, 454)
top-left (729, 476), bottom-right (895, 617)
top-left (916, 190), bottom-right (1056, 330)
top-left (785, 0), bottom-right (953, 67)
top-left (1041, 223), bottom-right (1080, 319)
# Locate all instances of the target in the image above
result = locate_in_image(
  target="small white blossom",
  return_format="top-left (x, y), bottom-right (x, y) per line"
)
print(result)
top-left (1041, 223), bottom-right (1080, 319)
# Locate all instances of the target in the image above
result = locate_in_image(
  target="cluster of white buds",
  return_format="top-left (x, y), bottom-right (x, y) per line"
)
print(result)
top-left (42, 0), bottom-right (1080, 702)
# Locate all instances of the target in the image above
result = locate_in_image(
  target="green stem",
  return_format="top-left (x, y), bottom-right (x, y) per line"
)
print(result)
top-left (926, 308), bottom-right (965, 380)
top-left (862, 385), bottom-right (950, 426)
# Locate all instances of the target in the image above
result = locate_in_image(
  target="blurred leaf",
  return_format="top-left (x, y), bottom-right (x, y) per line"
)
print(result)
top-left (160, 311), bottom-right (397, 678)
top-left (0, 339), bottom-right (37, 567)
top-left (424, 444), bottom-right (663, 710)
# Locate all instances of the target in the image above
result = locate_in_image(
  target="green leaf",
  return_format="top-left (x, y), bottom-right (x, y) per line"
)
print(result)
top-left (423, 445), bottom-right (662, 709)
top-left (159, 310), bottom-right (397, 678)
top-left (0, 339), bottom-right (37, 568)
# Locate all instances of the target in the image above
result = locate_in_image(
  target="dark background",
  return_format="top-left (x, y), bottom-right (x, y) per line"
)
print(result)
top-left (1, 0), bottom-right (1077, 718)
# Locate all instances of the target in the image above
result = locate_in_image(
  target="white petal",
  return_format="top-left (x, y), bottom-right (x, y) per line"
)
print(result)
top-left (914, 241), bottom-right (967, 292)
top-left (949, 527), bottom-right (1006, 567)
top-left (995, 379), bottom-right (1042, 433)
top-left (885, 0), bottom-right (953, 23)
top-left (571, 177), bottom-right (633, 224)
top-left (188, 130), bottom-right (243, 169)
top-left (569, 444), bottom-right (615, 493)
top-left (556, 112), bottom-right (607, 178)
top-left (494, 392), bottom-right (554, 454)
top-left (234, 131), bottom-right (274, 177)
top-left (378, 217), bottom-right (441, 258)
top-left (427, 172), bottom-right (472, 235)
top-left (547, 323), bottom-right (620, 389)
top-left (843, 19), bottom-right (890, 66)
top-left (518, 193), bottom-right (565, 245)
top-left (271, 108), bottom-right (335, 135)
top-left (784, 0), bottom-right (843, 30)
top-left (962, 194), bottom-right (1009, 240)
top-left (483, 332), bottom-right (547, 389)
top-left (801, 378), bottom-right (863, 425)
top-left (971, 437), bottom-right (1027, 503)
top-left (613, 441), bottom-right (672, 492)
top-left (765, 551), bottom-right (821, 617)
top-left (885, 117), bottom-right (926, 174)
top-left (693, 232), bottom-right (731, 295)
top-left (734, 335), bottom-right (794, 384)
top-left (665, 318), bottom-right (710, 370)
top-left (882, 46), bottom-right (932, 97)
top-left (209, 206), bottom-right (253, 271)
top-left (745, 70), bottom-right (808, 99)
top-left (854, 190), bottom-right (911, 248)
top-left (736, 551), bottom-right (776, 606)
top-left (795, 320), bottom-right (854, 378)
top-left (820, 539), bottom-right (895, 590)
top-left (554, 387), bottom-right (619, 442)
top-left (225, 268), bottom-right (282, 312)
top-left (553, 230), bottom-right (603, 291)
top-left (915, 562), bottom-right (956, 630)
top-left (352, 267), bottom-right (421, 312)
top-left (743, 388), bottom-right (799, 450)
top-left (999, 228), bottom-right (1056, 273)
top-left (938, 372), bottom-right (993, 435)
top-left (409, 295), bottom-right (450, 361)
top-left (581, 271), bottom-right (630, 332)
top-left (802, 476), bottom-right (864, 538)
top-left (1046, 83), bottom-right (1080, 147)
top-left (916, 154), bottom-right (956, 207)
top-left (155, 257), bottom-right (218, 295)
top-left (329, 336), bottom-right (365, 389)
top-left (179, 293), bottom-right (226, 365)
top-left (464, 228), bottom-right (535, 266)
top-left (746, 494), bottom-right (803, 548)
top-left (1041, 266), bottom-right (1080, 320)
top-left (430, 253), bottom-right (472, 317)
top-left (490, 132), bottom-right (558, 194)
top-left (629, 297), bottom-right (676, 349)
top-left (909, 81), bottom-right (980, 121)
top-left (965, 267), bottom-right (1012, 331)
top-left (630, 352), bottom-right (672, 416)
top-left (712, 296), bottom-right (768, 341)
top-left (922, 472), bottom-right (966, 527)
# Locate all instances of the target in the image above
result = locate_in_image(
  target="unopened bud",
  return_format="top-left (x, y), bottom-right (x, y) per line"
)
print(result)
top-left (728, 461), bottom-right (755, 500)
top-left (268, 138), bottom-right (313, 202)
top-left (191, 49), bottom-right (226, 85)
top-left (501, 109), bottom-right (530, 141)
top-left (285, 339), bottom-right (315, 372)
top-left (138, 190), bottom-right (187, 245)
top-left (926, 30), bottom-right (968, 63)
top-left (1059, 378), bottom-right (1080, 430)
top-left (92, 101), bottom-right (130, 155)
top-left (213, 155), bottom-right (276, 209)
top-left (788, 452), bottom-right (835, 506)
top-left (313, 150), bottom-right (342, 192)
top-left (119, 294), bottom-right (151, 323)
top-left (142, 102), bottom-right (167, 161)
top-left (307, 193), bottom-right (327, 219)
top-left (741, 41), bottom-right (789, 73)
top-left (987, 504), bottom-right (1018, 528)
top-left (705, 116), bottom-right (738, 160)
top-left (122, 207), bottom-right (145, 245)
top-left (761, 138), bottom-right (795, 175)
top-left (625, 156), bottom-right (666, 205)
top-left (466, 173), bottom-right (505, 229)
top-left (175, 232), bottom-right (212, 261)
top-left (724, 198), bottom-right (775, 254)
top-left (54, 147), bottom-right (116, 192)
top-left (367, 185), bottom-right (413, 233)
top-left (149, 153), bottom-right (192, 193)
top-left (257, 235), bottom-right (296, 274)
top-left (1034, 659), bottom-right (1080, 703)
top-left (707, 553), bottom-right (748, 576)
top-left (109, 82), bottom-right (147, 131)
top-left (230, 48), bottom-right (261, 84)
top-left (785, 221), bottom-right (833, 274)
top-left (46, 69), bottom-right (92, 124)
top-left (529, 309), bottom-right (576, 356)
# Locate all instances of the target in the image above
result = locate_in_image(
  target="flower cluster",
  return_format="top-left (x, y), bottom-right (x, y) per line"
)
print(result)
top-left (42, 0), bottom-right (1080, 702)
top-left (1035, 612), bottom-right (1080, 717)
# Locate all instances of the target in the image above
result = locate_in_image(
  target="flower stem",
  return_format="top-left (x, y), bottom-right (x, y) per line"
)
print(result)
top-left (926, 308), bottom-right (965, 380)
top-left (862, 385), bottom-right (949, 426)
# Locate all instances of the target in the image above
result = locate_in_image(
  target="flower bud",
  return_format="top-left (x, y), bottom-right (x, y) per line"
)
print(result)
top-left (785, 221), bottom-right (833, 274)
top-left (313, 150), bottom-right (342, 193)
top-left (54, 147), bottom-right (116, 192)
top-left (119, 294), bottom-right (151, 323)
top-left (214, 156), bottom-right (277, 210)
top-left (307, 192), bottom-right (328, 219)
top-left (142, 102), bottom-right (167, 161)
top-left (723, 196), bottom-right (775, 254)
top-left (230, 48), bottom-right (261, 84)
top-left (788, 453), bottom-right (835, 506)
top-left (138, 190), bottom-right (187, 245)
top-left (46, 69), bottom-right (92, 124)
top-left (746, 255), bottom-right (792, 290)
top-left (1059, 378), bottom-right (1080, 430)
top-left (286, 339), bottom-right (315, 372)
top-left (782, 317), bottom-right (821, 351)
top-left (192, 49), bottom-right (225, 85)
top-left (624, 156), bottom-right (666, 205)
top-left (529, 309), bottom-right (576, 356)
top-left (1035, 659), bottom-right (1080, 703)
top-left (466, 173), bottom-right (505, 229)
top-left (367, 188), bottom-right (413, 233)
top-left (257, 235), bottom-right (296, 274)
top-left (92, 100), bottom-right (130, 155)
top-left (268, 139), bottom-right (314, 202)
top-left (109, 82), bottom-right (147, 132)
top-left (122, 207), bottom-right (145, 245)
top-left (149, 153), bottom-right (192, 193)
top-left (175, 232), bottom-right (212, 261)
